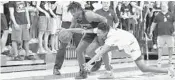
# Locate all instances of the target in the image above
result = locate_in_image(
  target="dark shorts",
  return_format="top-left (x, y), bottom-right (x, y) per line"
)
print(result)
top-left (1, 13), bottom-right (8, 31)
top-left (82, 33), bottom-right (97, 43)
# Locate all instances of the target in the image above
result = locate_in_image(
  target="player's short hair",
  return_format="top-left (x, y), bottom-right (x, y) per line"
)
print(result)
top-left (67, 1), bottom-right (83, 12)
top-left (97, 22), bottom-right (110, 32)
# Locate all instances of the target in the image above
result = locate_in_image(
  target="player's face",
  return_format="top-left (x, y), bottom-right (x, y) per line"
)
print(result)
top-left (97, 29), bottom-right (107, 38)
top-left (70, 9), bottom-right (83, 23)
top-left (70, 9), bottom-right (82, 18)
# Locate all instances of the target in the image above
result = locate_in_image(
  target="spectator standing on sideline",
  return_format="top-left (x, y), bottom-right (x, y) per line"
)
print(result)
top-left (150, 1), bottom-right (161, 49)
top-left (120, 1), bottom-right (134, 31)
top-left (28, 1), bottom-right (39, 39)
top-left (37, 1), bottom-right (51, 53)
top-left (149, 2), bottom-right (175, 67)
top-left (9, 1), bottom-right (35, 60)
top-left (51, 1), bottom-right (63, 51)
top-left (48, 1), bottom-right (58, 53)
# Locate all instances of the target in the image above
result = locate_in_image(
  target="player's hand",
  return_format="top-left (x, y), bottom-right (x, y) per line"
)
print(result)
top-left (83, 63), bottom-right (92, 71)
top-left (27, 24), bottom-right (30, 30)
top-left (14, 23), bottom-right (20, 30)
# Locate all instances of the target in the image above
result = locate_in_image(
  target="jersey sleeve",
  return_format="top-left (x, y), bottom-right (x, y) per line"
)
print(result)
top-left (105, 36), bottom-right (118, 46)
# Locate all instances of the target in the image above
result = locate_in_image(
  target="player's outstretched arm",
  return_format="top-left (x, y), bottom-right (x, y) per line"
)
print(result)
top-left (84, 45), bottom-right (111, 70)
top-left (66, 28), bottom-right (95, 34)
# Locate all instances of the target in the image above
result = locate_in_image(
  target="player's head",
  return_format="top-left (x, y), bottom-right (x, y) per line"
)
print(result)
top-left (68, 1), bottom-right (83, 23)
top-left (97, 22), bottom-right (110, 38)
top-left (68, 2), bottom-right (83, 17)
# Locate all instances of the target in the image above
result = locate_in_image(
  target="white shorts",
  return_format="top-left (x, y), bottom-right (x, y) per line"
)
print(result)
top-left (125, 38), bottom-right (141, 60)
top-left (95, 38), bottom-right (141, 61)
top-left (157, 35), bottom-right (174, 48)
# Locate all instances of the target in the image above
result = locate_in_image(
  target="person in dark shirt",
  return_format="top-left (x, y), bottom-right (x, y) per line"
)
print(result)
top-left (120, 1), bottom-right (134, 31)
top-left (148, 1), bottom-right (161, 49)
top-left (96, 1), bottom-right (119, 29)
top-left (9, 1), bottom-right (35, 60)
top-left (66, 2), bottom-right (107, 79)
top-left (149, 2), bottom-right (175, 67)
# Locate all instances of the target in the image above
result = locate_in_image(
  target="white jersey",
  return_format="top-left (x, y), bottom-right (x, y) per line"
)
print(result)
top-left (105, 29), bottom-right (135, 48)
top-left (104, 29), bottom-right (141, 60)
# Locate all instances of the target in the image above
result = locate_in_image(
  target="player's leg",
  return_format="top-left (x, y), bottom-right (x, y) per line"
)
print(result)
top-left (75, 40), bottom-right (90, 79)
top-left (132, 41), bottom-right (175, 77)
top-left (53, 21), bottom-right (71, 75)
top-left (135, 55), bottom-right (175, 78)
top-left (53, 42), bottom-right (68, 75)
top-left (130, 38), bottom-right (171, 74)
top-left (75, 34), bottom-right (96, 79)
top-left (135, 56), bottom-right (168, 73)
top-left (76, 39), bottom-right (90, 69)
top-left (86, 37), bottom-right (102, 72)
top-left (86, 37), bottom-right (100, 58)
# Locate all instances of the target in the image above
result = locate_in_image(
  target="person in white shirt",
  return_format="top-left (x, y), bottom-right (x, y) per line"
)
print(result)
top-left (65, 22), bottom-right (175, 79)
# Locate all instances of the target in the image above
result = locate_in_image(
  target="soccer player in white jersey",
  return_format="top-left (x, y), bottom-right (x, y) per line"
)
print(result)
top-left (85, 22), bottom-right (175, 78)
top-left (65, 22), bottom-right (175, 79)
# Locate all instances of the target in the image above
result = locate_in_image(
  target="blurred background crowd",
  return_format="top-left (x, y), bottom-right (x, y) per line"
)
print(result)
top-left (0, 1), bottom-right (175, 61)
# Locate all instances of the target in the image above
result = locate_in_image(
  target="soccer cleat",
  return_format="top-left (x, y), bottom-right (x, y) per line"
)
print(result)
top-left (98, 71), bottom-right (115, 79)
